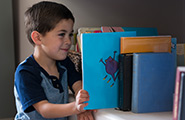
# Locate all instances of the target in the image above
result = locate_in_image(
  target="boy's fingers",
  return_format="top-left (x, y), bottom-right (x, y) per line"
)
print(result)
top-left (87, 111), bottom-right (94, 120)
top-left (78, 89), bottom-right (89, 94)
top-left (77, 93), bottom-right (89, 98)
top-left (76, 90), bottom-right (89, 100)
top-left (76, 89), bottom-right (90, 113)
top-left (77, 110), bottom-right (94, 120)
top-left (77, 103), bottom-right (88, 112)
top-left (77, 97), bottom-right (89, 104)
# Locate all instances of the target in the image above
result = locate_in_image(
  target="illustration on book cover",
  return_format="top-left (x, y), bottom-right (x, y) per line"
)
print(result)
top-left (99, 51), bottom-right (119, 87)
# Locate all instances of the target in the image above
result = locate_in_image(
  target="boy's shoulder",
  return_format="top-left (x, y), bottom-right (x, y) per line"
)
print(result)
top-left (16, 55), bottom-right (39, 73)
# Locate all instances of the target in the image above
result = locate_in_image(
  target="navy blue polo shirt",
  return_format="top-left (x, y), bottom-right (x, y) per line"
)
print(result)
top-left (14, 55), bottom-right (81, 120)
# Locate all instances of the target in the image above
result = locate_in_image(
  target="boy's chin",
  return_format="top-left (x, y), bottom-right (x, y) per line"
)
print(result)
top-left (57, 55), bottom-right (67, 61)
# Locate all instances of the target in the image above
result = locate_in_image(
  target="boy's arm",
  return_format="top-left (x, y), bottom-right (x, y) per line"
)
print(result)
top-left (33, 100), bottom-right (79, 118)
top-left (72, 80), bottom-right (82, 97)
top-left (33, 86), bottom-right (89, 119)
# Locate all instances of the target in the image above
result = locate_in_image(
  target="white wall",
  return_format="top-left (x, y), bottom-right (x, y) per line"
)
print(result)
top-left (13, 0), bottom-right (184, 62)
top-left (0, 0), bottom-right (15, 119)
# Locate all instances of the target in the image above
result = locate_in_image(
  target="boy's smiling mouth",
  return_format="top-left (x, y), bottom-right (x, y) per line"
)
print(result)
top-left (61, 48), bottom-right (69, 52)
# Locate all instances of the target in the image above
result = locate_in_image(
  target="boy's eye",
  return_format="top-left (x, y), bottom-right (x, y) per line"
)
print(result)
top-left (58, 33), bottom-right (65, 37)
top-left (58, 33), bottom-right (73, 38)
top-left (69, 33), bottom-right (73, 37)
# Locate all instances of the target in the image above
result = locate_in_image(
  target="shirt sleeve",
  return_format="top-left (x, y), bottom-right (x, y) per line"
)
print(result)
top-left (60, 57), bottom-right (82, 93)
top-left (14, 66), bottom-right (47, 112)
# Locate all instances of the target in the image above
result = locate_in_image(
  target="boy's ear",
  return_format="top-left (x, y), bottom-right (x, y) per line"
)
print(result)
top-left (31, 31), bottom-right (42, 45)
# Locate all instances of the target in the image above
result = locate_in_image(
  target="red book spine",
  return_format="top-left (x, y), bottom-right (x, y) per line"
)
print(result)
top-left (173, 68), bottom-right (182, 120)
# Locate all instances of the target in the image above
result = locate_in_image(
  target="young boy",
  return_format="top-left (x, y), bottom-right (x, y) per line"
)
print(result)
top-left (14, 1), bottom-right (94, 120)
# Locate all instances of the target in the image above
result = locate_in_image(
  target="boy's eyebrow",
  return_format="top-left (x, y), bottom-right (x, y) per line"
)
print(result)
top-left (58, 29), bottom-right (74, 33)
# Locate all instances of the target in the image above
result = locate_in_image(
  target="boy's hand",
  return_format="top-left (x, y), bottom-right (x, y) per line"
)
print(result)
top-left (77, 110), bottom-right (96, 120)
top-left (75, 89), bottom-right (89, 113)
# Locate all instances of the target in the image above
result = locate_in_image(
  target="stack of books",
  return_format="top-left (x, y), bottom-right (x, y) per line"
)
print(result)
top-left (76, 27), bottom-right (101, 52)
top-left (119, 36), bottom-right (176, 113)
top-left (78, 26), bottom-right (177, 114)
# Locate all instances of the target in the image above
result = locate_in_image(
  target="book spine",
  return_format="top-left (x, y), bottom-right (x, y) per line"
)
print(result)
top-left (118, 54), bottom-right (133, 111)
top-left (120, 36), bottom-right (171, 54)
top-left (81, 34), bottom-right (85, 89)
top-left (173, 68), bottom-right (182, 120)
top-left (118, 54), bottom-right (124, 110)
top-left (177, 73), bottom-right (185, 120)
top-left (123, 55), bottom-right (133, 111)
top-left (132, 53), bottom-right (139, 113)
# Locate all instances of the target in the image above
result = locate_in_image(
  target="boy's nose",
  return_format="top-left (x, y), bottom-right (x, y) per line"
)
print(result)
top-left (65, 37), bottom-right (72, 45)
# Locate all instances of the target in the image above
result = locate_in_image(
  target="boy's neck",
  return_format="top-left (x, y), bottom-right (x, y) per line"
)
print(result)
top-left (33, 49), bottom-right (59, 78)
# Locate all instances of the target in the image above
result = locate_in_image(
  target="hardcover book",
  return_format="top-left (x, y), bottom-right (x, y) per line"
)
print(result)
top-left (101, 26), bottom-right (124, 32)
top-left (173, 67), bottom-right (185, 120)
top-left (77, 27), bottom-right (102, 52)
top-left (122, 27), bottom-right (158, 36)
top-left (178, 72), bottom-right (185, 120)
top-left (101, 26), bottom-right (158, 36)
top-left (132, 52), bottom-right (176, 113)
top-left (171, 38), bottom-right (177, 68)
top-left (176, 44), bottom-right (185, 66)
top-left (81, 31), bottom-right (136, 110)
top-left (120, 36), bottom-right (172, 54)
top-left (118, 54), bottom-right (133, 111)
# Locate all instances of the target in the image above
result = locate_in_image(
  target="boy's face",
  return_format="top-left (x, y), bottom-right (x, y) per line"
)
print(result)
top-left (39, 19), bottom-right (74, 60)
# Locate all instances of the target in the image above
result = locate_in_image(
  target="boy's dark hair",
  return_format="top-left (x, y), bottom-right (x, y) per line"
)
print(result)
top-left (24, 1), bottom-right (75, 45)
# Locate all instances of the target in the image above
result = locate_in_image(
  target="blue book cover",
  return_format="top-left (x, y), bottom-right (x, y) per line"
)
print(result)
top-left (122, 27), bottom-right (158, 36)
top-left (81, 31), bottom-right (136, 110)
top-left (132, 52), bottom-right (176, 113)
top-left (171, 38), bottom-right (177, 68)
top-left (101, 26), bottom-right (158, 36)
top-left (171, 38), bottom-right (177, 54)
